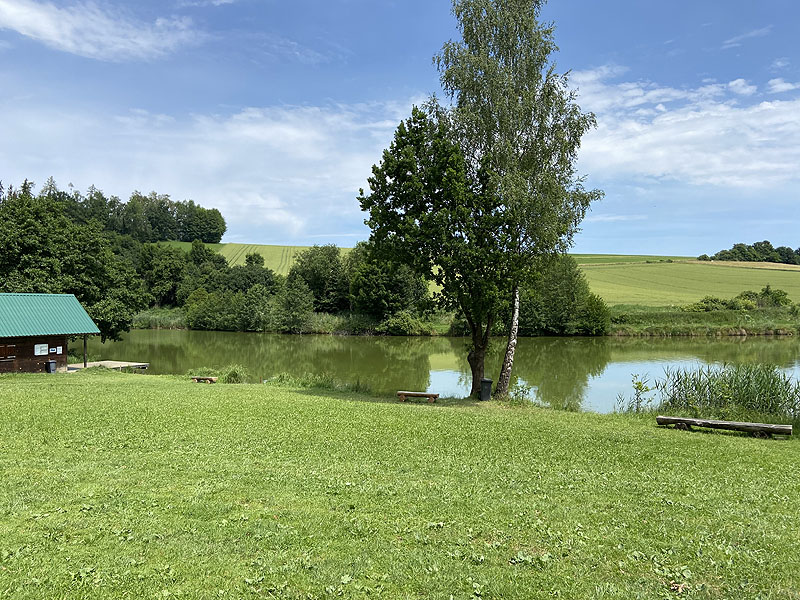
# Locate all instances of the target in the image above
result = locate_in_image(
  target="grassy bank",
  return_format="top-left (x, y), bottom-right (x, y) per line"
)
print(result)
top-left (610, 305), bottom-right (800, 336)
top-left (1, 371), bottom-right (798, 598)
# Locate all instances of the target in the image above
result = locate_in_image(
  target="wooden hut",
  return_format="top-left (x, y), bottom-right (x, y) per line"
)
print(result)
top-left (0, 294), bottom-right (100, 373)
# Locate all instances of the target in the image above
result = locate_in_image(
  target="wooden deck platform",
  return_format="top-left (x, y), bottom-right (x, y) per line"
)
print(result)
top-left (67, 360), bottom-right (149, 372)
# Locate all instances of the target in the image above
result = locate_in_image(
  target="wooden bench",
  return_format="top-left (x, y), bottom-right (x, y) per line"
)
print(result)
top-left (191, 376), bottom-right (218, 384)
top-left (656, 415), bottom-right (792, 437)
top-left (397, 390), bottom-right (439, 403)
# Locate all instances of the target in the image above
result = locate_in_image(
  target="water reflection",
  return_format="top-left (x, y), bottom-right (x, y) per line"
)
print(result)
top-left (90, 331), bottom-right (800, 414)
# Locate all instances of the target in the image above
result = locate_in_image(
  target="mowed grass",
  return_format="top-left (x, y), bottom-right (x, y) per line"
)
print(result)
top-left (583, 261), bottom-right (800, 306)
top-left (1, 371), bottom-right (799, 599)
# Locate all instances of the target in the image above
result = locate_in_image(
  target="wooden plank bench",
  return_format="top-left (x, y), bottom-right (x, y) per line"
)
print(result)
top-left (397, 390), bottom-right (439, 403)
top-left (191, 376), bottom-right (218, 384)
top-left (656, 415), bottom-right (792, 437)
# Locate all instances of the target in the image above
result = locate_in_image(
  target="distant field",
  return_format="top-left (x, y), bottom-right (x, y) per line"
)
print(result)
top-left (572, 254), bottom-right (689, 265)
top-left (165, 242), bottom-right (313, 275)
top-left (164, 242), bottom-right (800, 305)
top-left (583, 261), bottom-right (800, 306)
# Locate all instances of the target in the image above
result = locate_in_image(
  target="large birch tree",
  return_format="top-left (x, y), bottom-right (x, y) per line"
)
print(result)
top-left (436, 0), bottom-right (601, 396)
top-left (359, 0), bottom-right (600, 397)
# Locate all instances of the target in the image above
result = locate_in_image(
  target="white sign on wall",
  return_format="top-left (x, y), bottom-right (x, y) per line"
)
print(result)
top-left (34, 344), bottom-right (48, 356)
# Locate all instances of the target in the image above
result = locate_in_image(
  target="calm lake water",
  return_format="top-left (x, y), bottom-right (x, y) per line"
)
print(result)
top-left (89, 330), bottom-right (800, 413)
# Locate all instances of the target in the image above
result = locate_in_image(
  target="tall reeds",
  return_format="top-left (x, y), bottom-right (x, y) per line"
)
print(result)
top-left (621, 364), bottom-right (800, 424)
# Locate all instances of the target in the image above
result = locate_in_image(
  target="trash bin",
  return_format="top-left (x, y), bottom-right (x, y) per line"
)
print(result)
top-left (480, 377), bottom-right (492, 402)
top-left (45, 359), bottom-right (57, 373)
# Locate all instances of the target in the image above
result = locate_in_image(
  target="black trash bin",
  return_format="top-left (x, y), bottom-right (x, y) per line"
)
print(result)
top-left (480, 378), bottom-right (492, 402)
top-left (45, 359), bottom-right (57, 373)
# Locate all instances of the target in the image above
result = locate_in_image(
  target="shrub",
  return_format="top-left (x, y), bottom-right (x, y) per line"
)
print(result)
top-left (377, 310), bottom-right (423, 336)
top-left (519, 255), bottom-right (610, 336)
top-left (219, 364), bottom-right (249, 384)
top-left (577, 293), bottom-right (611, 335)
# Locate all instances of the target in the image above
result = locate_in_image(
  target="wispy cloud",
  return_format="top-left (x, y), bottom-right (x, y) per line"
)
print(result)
top-left (771, 57), bottom-right (790, 70)
top-left (721, 25), bottom-right (772, 50)
top-left (585, 214), bottom-right (647, 223)
top-left (767, 78), bottom-right (800, 93)
top-left (176, 0), bottom-right (235, 7)
top-left (573, 66), bottom-right (800, 188)
top-left (0, 0), bottom-right (204, 61)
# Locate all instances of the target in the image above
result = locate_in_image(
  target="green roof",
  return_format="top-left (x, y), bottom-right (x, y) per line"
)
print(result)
top-left (0, 294), bottom-right (100, 337)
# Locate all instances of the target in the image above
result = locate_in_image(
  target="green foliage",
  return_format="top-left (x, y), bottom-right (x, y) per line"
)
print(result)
top-left (518, 256), bottom-right (610, 336)
top-left (703, 239), bottom-right (800, 265)
top-left (683, 285), bottom-right (792, 312)
top-left (347, 241), bottom-right (428, 320)
top-left (219, 363), bottom-right (250, 384)
top-left (289, 245), bottom-right (349, 313)
top-left (273, 274), bottom-right (314, 333)
top-left (0, 185), bottom-right (146, 341)
top-left (376, 310), bottom-right (434, 336)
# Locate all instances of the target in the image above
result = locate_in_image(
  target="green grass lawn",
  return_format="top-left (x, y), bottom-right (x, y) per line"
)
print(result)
top-left (1, 371), bottom-right (798, 598)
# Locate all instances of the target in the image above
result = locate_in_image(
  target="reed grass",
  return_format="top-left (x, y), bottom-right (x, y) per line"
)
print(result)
top-left (621, 364), bottom-right (800, 425)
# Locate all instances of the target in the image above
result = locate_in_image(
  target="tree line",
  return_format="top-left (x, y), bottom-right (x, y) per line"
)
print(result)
top-left (0, 178), bottom-right (608, 344)
top-left (6, 177), bottom-right (226, 244)
top-left (698, 240), bottom-right (800, 265)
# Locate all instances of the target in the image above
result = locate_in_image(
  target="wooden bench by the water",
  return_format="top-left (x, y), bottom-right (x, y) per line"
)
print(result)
top-left (191, 376), bottom-right (218, 384)
top-left (397, 390), bottom-right (438, 403)
top-left (657, 415), bottom-right (792, 437)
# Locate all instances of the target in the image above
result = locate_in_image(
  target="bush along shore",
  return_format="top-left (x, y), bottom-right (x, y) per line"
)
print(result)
top-left (610, 286), bottom-right (800, 337)
top-left (132, 284), bottom-right (800, 338)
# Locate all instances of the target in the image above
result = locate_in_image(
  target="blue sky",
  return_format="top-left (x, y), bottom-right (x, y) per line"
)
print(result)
top-left (1, 0), bottom-right (798, 255)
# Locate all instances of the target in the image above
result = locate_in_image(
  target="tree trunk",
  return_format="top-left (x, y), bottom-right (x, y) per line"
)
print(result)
top-left (496, 284), bottom-right (519, 397)
top-left (466, 313), bottom-right (492, 398)
top-left (467, 344), bottom-right (486, 397)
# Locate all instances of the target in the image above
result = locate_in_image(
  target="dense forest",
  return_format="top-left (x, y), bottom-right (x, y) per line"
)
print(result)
top-left (699, 240), bottom-right (800, 265)
top-left (0, 179), bottom-right (609, 341)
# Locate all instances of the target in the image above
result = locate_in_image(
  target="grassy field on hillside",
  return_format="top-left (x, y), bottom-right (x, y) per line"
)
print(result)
top-left (164, 242), bottom-right (314, 275)
top-left (582, 261), bottom-right (800, 306)
top-left (572, 254), bottom-right (689, 265)
top-left (1, 371), bottom-right (799, 598)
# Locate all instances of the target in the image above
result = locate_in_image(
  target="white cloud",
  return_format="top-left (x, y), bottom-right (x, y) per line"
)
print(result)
top-left (0, 99), bottom-right (422, 241)
top-left (573, 66), bottom-right (800, 188)
top-left (727, 78), bottom-right (757, 96)
top-left (767, 78), bottom-right (800, 94)
top-left (0, 0), bottom-right (203, 61)
top-left (721, 25), bottom-right (772, 50)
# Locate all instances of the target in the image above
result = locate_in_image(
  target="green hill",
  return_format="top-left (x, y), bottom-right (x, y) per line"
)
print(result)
top-left (165, 242), bottom-right (800, 305)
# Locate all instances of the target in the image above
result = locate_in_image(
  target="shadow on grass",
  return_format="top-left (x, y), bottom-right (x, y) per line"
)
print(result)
top-left (283, 385), bottom-right (484, 409)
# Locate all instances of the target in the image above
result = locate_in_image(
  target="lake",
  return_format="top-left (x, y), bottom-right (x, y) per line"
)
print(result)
top-left (89, 330), bottom-right (800, 413)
